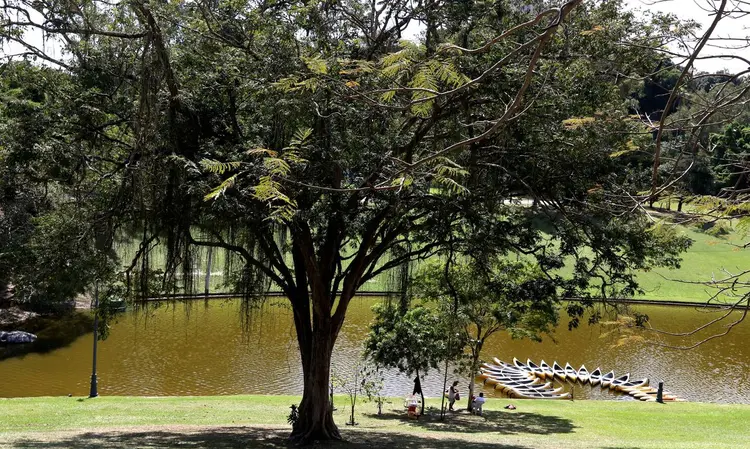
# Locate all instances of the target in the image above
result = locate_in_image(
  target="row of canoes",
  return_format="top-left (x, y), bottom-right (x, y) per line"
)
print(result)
top-left (477, 359), bottom-right (571, 400)
top-left (478, 358), bottom-right (684, 402)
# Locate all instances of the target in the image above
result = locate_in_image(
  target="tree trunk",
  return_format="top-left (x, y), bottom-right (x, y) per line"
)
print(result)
top-left (440, 358), bottom-right (449, 420)
top-left (287, 222), bottom-right (368, 443)
top-left (467, 370), bottom-right (476, 411)
top-left (467, 343), bottom-right (482, 411)
top-left (291, 321), bottom-right (341, 442)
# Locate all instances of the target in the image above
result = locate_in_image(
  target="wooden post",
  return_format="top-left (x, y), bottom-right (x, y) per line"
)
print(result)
top-left (656, 382), bottom-right (664, 403)
top-left (204, 247), bottom-right (213, 296)
top-left (89, 281), bottom-right (99, 398)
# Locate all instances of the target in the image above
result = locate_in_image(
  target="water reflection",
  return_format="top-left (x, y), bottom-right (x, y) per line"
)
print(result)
top-left (0, 298), bottom-right (748, 402)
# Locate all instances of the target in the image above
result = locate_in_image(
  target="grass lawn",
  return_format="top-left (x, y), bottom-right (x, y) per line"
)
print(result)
top-left (1, 395), bottom-right (748, 448)
top-left (634, 223), bottom-right (748, 302)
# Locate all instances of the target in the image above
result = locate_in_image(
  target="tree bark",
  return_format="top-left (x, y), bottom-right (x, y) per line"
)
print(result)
top-left (440, 357), bottom-right (449, 420)
top-left (466, 365), bottom-right (476, 411)
top-left (466, 348), bottom-right (480, 411)
top-left (290, 294), bottom-right (341, 442)
top-left (467, 337), bottom-right (485, 411)
top-left (287, 195), bottom-right (384, 441)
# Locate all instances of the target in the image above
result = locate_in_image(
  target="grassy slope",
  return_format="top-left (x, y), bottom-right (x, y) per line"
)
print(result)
top-left (634, 224), bottom-right (747, 302)
top-left (1, 395), bottom-right (749, 448)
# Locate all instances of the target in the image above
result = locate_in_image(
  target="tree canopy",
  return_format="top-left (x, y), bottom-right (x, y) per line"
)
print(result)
top-left (0, 0), bottom-right (702, 441)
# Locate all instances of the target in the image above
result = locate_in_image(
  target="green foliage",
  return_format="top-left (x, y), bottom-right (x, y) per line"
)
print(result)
top-left (304, 56), bottom-right (328, 75)
top-left (287, 404), bottom-right (299, 426)
top-left (710, 122), bottom-right (750, 193)
top-left (0, 0), bottom-right (703, 438)
top-left (0, 1), bottom-right (694, 314)
top-left (202, 127), bottom-right (311, 221)
top-left (413, 260), bottom-right (558, 341)
top-left (361, 369), bottom-right (388, 416)
top-left (199, 160), bottom-right (243, 175)
top-left (409, 258), bottom-right (558, 399)
top-left (204, 174), bottom-right (240, 201)
top-left (365, 304), bottom-right (463, 378)
top-left (380, 41), bottom-right (421, 79)
top-left (13, 207), bottom-right (114, 310)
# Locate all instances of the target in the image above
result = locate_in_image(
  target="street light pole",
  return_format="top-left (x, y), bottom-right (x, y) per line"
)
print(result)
top-left (89, 281), bottom-right (99, 398)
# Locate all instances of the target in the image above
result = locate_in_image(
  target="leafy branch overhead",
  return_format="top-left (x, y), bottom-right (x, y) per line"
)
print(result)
top-left (201, 128), bottom-right (311, 222)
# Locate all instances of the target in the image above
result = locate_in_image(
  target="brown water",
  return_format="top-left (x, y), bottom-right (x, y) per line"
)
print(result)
top-left (1, 298), bottom-right (748, 402)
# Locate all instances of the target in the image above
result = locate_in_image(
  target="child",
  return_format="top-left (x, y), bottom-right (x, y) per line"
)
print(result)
top-left (472, 392), bottom-right (486, 416)
top-left (406, 394), bottom-right (420, 419)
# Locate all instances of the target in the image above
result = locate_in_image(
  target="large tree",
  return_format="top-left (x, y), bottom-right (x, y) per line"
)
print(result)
top-left (1, 0), bottom-right (693, 441)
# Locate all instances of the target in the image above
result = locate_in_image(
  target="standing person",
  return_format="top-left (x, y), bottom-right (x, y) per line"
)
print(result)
top-left (413, 376), bottom-right (422, 396)
top-left (412, 375), bottom-right (424, 415)
top-left (449, 381), bottom-right (459, 411)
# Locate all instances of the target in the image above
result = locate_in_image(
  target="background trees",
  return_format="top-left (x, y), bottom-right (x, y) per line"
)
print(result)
top-left (710, 123), bottom-right (750, 195)
top-left (365, 303), bottom-right (459, 415)
top-left (0, 62), bottom-right (115, 311)
top-left (623, 0), bottom-right (750, 347)
top-left (411, 260), bottom-right (557, 411)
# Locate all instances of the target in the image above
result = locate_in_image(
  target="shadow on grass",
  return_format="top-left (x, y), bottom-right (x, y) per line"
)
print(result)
top-left (5, 426), bottom-right (532, 448)
top-left (368, 406), bottom-right (575, 436)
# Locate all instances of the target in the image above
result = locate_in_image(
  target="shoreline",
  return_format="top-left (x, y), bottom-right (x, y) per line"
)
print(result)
top-left (122, 291), bottom-right (749, 310)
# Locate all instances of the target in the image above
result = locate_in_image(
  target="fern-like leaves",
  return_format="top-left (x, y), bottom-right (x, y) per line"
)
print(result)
top-left (199, 159), bottom-right (242, 174)
top-left (201, 128), bottom-right (313, 222)
top-left (204, 173), bottom-right (239, 201)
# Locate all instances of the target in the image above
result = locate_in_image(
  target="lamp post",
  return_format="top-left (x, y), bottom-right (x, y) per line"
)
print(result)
top-left (89, 281), bottom-right (99, 398)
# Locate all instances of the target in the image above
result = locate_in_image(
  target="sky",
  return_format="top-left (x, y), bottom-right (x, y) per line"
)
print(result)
top-left (624, 0), bottom-right (750, 73)
top-left (2, 1), bottom-right (748, 73)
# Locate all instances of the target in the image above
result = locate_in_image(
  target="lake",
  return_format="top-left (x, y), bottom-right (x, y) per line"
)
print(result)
top-left (1, 298), bottom-right (748, 402)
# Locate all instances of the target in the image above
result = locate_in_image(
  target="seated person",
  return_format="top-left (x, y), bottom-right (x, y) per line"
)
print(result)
top-left (472, 392), bottom-right (486, 415)
top-left (405, 394), bottom-right (420, 419)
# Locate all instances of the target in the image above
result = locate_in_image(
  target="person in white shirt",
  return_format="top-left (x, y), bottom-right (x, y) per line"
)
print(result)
top-left (448, 381), bottom-right (459, 411)
top-left (472, 392), bottom-right (486, 416)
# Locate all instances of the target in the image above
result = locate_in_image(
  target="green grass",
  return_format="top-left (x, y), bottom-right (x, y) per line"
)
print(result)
top-left (538, 217), bottom-right (748, 303)
top-left (1, 395), bottom-right (749, 448)
top-left (634, 224), bottom-right (748, 302)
